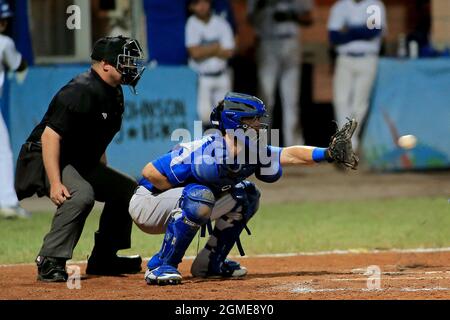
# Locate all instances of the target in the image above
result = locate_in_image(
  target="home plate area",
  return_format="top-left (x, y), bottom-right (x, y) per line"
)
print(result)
top-left (1, 250), bottom-right (449, 300)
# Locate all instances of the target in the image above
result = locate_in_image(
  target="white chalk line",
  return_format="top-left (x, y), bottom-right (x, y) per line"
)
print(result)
top-left (264, 281), bottom-right (450, 294)
top-left (400, 287), bottom-right (450, 292)
top-left (236, 246), bottom-right (450, 258)
top-left (331, 276), bottom-right (450, 281)
top-left (289, 286), bottom-right (450, 294)
top-left (2, 246), bottom-right (450, 268)
top-left (351, 270), bottom-right (450, 276)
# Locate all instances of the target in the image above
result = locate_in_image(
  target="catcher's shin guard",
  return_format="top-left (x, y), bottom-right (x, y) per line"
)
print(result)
top-left (191, 181), bottom-right (260, 278)
top-left (147, 184), bottom-right (215, 284)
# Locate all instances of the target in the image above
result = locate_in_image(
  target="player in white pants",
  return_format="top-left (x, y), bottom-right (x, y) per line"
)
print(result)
top-left (248, 0), bottom-right (314, 147)
top-left (0, 1), bottom-right (30, 219)
top-left (185, 0), bottom-right (235, 128)
top-left (197, 71), bottom-right (231, 126)
top-left (328, 0), bottom-right (387, 150)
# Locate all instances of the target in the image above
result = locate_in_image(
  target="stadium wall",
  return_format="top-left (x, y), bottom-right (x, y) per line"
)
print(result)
top-left (362, 58), bottom-right (450, 170)
top-left (7, 65), bottom-right (198, 178)
top-left (4, 60), bottom-right (450, 177)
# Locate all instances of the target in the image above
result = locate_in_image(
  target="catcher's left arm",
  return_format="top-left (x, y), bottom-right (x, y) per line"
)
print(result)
top-left (280, 118), bottom-right (359, 170)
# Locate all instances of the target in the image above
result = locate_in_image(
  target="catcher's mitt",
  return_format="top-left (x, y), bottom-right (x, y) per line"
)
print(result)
top-left (327, 118), bottom-right (359, 170)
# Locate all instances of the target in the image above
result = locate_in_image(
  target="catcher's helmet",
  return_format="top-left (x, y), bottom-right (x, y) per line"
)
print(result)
top-left (0, 0), bottom-right (13, 19)
top-left (91, 35), bottom-right (146, 94)
top-left (210, 92), bottom-right (268, 132)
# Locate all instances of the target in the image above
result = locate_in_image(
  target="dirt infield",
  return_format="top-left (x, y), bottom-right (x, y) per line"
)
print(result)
top-left (8, 167), bottom-right (450, 300)
top-left (1, 250), bottom-right (449, 300)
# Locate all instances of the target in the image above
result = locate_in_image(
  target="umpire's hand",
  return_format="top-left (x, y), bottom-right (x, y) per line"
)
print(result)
top-left (50, 182), bottom-right (71, 206)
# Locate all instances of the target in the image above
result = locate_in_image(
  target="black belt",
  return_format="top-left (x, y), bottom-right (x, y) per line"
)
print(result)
top-left (344, 52), bottom-right (376, 58)
top-left (263, 34), bottom-right (296, 40)
top-left (200, 70), bottom-right (226, 77)
top-left (25, 141), bottom-right (42, 152)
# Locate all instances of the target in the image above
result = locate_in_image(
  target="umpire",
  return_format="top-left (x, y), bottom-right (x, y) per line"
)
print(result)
top-left (15, 36), bottom-right (146, 282)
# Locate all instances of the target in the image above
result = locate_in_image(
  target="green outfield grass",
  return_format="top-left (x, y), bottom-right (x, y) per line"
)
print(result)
top-left (0, 197), bottom-right (449, 264)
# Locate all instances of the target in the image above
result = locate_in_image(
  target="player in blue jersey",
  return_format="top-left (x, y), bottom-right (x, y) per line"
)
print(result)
top-left (129, 92), bottom-right (358, 285)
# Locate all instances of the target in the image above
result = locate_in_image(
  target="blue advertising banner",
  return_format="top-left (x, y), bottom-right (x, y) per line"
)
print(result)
top-left (9, 65), bottom-right (198, 178)
top-left (362, 58), bottom-right (450, 171)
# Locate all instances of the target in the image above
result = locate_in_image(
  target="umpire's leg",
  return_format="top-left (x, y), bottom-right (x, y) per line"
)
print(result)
top-left (38, 165), bottom-right (95, 259)
top-left (84, 163), bottom-right (141, 275)
top-left (36, 165), bottom-right (95, 282)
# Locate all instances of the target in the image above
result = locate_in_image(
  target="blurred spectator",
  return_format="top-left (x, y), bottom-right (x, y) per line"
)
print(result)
top-left (186, 0), bottom-right (235, 128)
top-left (0, 0), bottom-right (29, 219)
top-left (407, 0), bottom-right (431, 55)
top-left (328, 0), bottom-right (387, 150)
top-left (248, 0), bottom-right (314, 147)
top-left (108, 7), bottom-right (132, 38)
top-left (143, 0), bottom-right (237, 67)
top-left (404, 0), bottom-right (448, 58)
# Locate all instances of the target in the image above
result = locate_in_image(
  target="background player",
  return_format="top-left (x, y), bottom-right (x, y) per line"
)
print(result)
top-left (248, 0), bottom-right (314, 146)
top-left (186, 0), bottom-right (235, 129)
top-left (328, 0), bottom-right (387, 149)
top-left (0, 0), bottom-right (29, 219)
top-left (129, 92), bottom-right (358, 285)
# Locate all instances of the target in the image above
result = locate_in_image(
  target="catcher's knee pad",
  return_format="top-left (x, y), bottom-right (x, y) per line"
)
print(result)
top-left (180, 183), bottom-right (216, 225)
top-left (148, 184), bottom-right (215, 270)
top-left (191, 181), bottom-right (260, 277)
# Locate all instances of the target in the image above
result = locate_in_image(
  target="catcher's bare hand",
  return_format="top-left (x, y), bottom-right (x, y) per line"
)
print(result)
top-left (327, 118), bottom-right (359, 170)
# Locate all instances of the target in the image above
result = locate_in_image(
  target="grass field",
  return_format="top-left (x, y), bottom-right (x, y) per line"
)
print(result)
top-left (0, 196), bottom-right (449, 265)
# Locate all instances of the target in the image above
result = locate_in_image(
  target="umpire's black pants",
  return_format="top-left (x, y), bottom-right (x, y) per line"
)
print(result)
top-left (38, 163), bottom-right (137, 259)
top-left (15, 142), bottom-right (137, 260)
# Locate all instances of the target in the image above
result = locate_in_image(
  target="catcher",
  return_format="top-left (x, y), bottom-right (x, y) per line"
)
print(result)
top-left (129, 92), bottom-right (358, 285)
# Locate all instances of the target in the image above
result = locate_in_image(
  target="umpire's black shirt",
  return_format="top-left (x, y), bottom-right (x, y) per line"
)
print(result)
top-left (27, 69), bottom-right (124, 174)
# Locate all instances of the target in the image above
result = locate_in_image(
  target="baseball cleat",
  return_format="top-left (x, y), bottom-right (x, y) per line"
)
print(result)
top-left (0, 205), bottom-right (32, 219)
top-left (222, 259), bottom-right (248, 277)
top-left (192, 258), bottom-right (248, 279)
top-left (145, 265), bottom-right (182, 286)
top-left (209, 259), bottom-right (248, 278)
top-left (147, 253), bottom-right (163, 271)
top-left (36, 256), bottom-right (68, 283)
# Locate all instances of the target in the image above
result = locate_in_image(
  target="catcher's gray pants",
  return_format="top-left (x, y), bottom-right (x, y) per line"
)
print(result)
top-left (38, 164), bottom-right (137, 259)
top-left (129, 186), bottom-right (237, 235)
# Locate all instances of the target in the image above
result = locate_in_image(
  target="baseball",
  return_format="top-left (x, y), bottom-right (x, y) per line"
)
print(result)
top-left (398, 135), bottom-right (417, 149)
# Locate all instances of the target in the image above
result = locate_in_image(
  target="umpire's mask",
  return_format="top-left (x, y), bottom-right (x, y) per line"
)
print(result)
top-left (117, 38), bottom-right (146, 94)
top-left (91, 36), bottom-right (146, 94)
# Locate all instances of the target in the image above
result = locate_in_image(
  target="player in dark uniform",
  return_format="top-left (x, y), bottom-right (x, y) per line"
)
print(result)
top-left (129, 92), bottom-right (358, 285)
top-left (15, 36), bottom-right (146, 282)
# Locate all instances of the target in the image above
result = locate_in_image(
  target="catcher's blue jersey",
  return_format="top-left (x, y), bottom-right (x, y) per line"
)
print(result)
top-left (139, 134), bottom-right (283, 194)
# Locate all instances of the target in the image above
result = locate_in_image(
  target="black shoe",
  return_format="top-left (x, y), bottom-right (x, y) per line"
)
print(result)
top-left (86, 254), bottom-right (142, 275)
top-left (36, 256), bottom-right (68, 282)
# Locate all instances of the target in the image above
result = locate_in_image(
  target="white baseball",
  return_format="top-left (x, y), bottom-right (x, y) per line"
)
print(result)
top-left (398, 135), bottom-right (417, 149)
